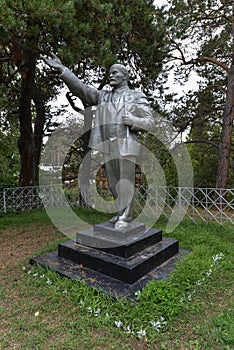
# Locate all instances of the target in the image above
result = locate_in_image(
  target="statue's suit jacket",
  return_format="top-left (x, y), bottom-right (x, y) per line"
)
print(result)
top-left (61, 69), bottom-right (155, 157)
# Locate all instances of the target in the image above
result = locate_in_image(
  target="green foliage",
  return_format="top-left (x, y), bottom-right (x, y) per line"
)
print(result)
top-left (63, 0), bottom-right (170, 97)
top-left (212, 309), bottom-right (234, 344)
top-left (0, 87), bottom-right (20, 188)
top-left (143, 132), bottom-right (179, 187)
top-left (166, 0), bottom-right (234, 188)
top-left (186, 89), bottom-right (220, 187)
top-left (138, 280), bottom-right (183, 317)
top-left (0, 0), bottom-right (171, 186)
top-left (0, 129), bottom-right (19, 188)
top-left (0, 209), bottom-right (52, 228)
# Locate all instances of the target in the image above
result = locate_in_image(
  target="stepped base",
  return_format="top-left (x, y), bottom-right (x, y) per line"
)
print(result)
top-left (31, 220), bottom-right (182, 297)
top-left (76, 225), bottom-right (162, 257)
top-left (30, 248), bottom-right (186, 299)
top-left (58, 237), bottom-right (178, 284)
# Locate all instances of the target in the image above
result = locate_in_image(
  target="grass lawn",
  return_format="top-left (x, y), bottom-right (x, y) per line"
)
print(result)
top-left (0, 209), bottom-right (233, 350)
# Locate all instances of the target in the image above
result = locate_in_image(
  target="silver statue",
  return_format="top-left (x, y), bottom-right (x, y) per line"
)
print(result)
top-left (43, 54), bottom-right (155, 231)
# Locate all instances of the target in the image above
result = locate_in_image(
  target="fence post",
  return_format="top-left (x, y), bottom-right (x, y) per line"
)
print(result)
top-left (3, 188), bottom-right (6, 213)
top-left (178, 187), bottom-right (182, 208)
top-left (50, 183), bottom-right (54, 207)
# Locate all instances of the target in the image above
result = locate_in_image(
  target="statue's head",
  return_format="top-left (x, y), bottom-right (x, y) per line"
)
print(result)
top-left (109, 64), bottom-right (129, 88)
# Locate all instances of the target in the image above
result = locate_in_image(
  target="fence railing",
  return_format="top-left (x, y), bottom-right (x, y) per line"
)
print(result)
top-left (0, 185), bottom-right (233, 226)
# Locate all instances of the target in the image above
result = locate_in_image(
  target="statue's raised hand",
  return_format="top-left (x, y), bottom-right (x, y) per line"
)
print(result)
top-left (42, 53), bottom-right (63, 72)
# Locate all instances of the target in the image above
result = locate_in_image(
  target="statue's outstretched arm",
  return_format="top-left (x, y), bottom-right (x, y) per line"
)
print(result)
top-left (42, 53), bottom-right (98, 106)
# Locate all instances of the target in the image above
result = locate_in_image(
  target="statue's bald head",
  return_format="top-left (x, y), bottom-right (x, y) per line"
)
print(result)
top-left (110, 64), bottom-right (129, 80)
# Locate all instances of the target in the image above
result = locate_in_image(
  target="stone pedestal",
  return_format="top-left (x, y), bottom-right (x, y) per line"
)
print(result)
top-left (31, 221), bottom-right (182, 298)
top-left (58, 221), bottom-right (179, 284)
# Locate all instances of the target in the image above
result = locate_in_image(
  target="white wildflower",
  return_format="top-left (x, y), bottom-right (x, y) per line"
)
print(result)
top-left (94, 308), bottom-right (101, 316)
top-left (87, 306), bottom-right (92, 313)
top-left (33, 273), bottom-right (38, 277)
top-left (160, 316), bottom-right (167, 326)
top-left (196, 280), bottom-right (202, 286)
top-left (40, 274), bottom-right (45, 278)
top-left (136, 329), bottom-right (146, 339)
top-left (135, 290), bottom-right (141, 297)
top-left (79, 300), bottom-right (84, 306)
top-left (150, 320), bottom-right (161, 331)
top-left (114, 320), bottom-right (123, 328)
top-left (187, 293), bottom-right (192, 301)
top-left (62, 289), bottom-right (68, 295)
top-left (123, 325), bottom-right (131, 333)
top-left (212, 252), bottom-right (224, 263)
top-left (22, 266), bottom-right (26, 271)
top-left (150, 317), bottom-right (167, 332)
top-left (46, 278), bottom-right (52, 285)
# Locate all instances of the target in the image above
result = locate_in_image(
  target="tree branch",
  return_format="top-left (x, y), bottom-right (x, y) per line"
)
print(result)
top-left (198, 56), bottom-right (230, 74)
top-left (176, 55), bottom-right (230, 74)
top-left (202, 84), bottom-right (227, 93)
top-left (170, 38), bottom-right (230, 74)
top-left (184, 139), bottom-right (219, 148)
top-left (66, 92), bottom-right (83, 112)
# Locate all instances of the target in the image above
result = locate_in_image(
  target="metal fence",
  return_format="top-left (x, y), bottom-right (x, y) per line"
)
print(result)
top-left (0, 185), bottom-right (233, 227)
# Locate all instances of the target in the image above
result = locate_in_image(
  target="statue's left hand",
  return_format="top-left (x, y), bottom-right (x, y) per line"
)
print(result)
top-left (122, 112), bottom-right (135, 126)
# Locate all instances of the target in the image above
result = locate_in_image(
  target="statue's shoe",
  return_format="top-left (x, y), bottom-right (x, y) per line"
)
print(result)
top-left (114, 220), bottom-right (130, 231)
top-left (109, 216), bottom-right (118, 223)
top-left (118, 215), bottom-right (133, 222)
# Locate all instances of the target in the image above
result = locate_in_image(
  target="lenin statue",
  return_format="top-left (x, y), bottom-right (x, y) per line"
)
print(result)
top-left (43, 54), bottom-right (155, 231)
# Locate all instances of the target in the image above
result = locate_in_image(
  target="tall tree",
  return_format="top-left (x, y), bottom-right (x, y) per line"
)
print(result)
top-left (0, 66), bottom-right (20, 188)
top-left (187, 90), bottom-right (220, 187)
top-left (0, 0), bottom-right (75, 185)
top-left (0, 0), bottom-right (170, 187)
top-left (0, 123), bottom-right (19, 189)
top-left (166, 0), bottom-right (234, 188)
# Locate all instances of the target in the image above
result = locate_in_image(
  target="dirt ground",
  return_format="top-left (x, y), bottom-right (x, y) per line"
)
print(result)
top-left (1, 225), bottom-right (62, 271)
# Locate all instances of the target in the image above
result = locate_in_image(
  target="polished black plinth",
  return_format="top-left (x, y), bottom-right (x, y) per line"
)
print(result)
top-left (76, 224), bottom-right (162, 257)
top-left (58, 237), bottom-right (178, 284)
top-left (31, 221), bottom-right (182, 298)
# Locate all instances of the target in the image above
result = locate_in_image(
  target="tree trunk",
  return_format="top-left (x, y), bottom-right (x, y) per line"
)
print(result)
top-left (18, 57), bottom-right (36, 187)
top-left (32, 84), bottom-right (46, 185)
top-left (215, 59), bottom-right (234, 188)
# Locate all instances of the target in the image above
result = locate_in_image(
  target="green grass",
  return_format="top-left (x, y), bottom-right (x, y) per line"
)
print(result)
top-left (1, 209), bottom-right (234, 349)
top-left (0, 209), bottom-right (52, 227)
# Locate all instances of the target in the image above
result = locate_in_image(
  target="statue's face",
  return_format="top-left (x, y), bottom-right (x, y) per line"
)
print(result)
top-left (109, 66), bottom-right (127, 88)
